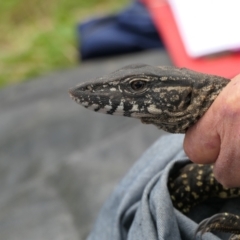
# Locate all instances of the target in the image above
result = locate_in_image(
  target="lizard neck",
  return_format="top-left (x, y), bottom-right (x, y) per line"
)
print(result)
top-left (141, 77), bottom-right (229, 133)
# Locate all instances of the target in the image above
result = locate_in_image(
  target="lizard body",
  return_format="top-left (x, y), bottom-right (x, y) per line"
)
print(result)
top-left (69, 64), bottom-right (240, 239)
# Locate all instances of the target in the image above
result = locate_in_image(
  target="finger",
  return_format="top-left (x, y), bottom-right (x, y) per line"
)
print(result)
top-left (213, 117), bottom-right (240, 188)
top-left (184, 73), bottom-right (240, 164)
top-left (183, 103), bottom-right (221, 164)
top-left (184, 73), bottom-right (240, 187)
top-left (212, 74), bottom-right (240, 187)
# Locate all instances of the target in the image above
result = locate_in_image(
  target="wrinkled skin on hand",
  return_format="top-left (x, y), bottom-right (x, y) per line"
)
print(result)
top-left (184, 74), bottom-right (240, 188)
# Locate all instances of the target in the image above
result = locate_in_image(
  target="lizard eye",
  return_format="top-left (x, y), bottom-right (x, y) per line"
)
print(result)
top-left (130, 80), bottom-right (147, 91)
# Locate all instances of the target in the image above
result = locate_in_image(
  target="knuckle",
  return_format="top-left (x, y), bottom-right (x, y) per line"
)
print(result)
top-left (217, 79), bottom-right (240, 119)
top-left (213, 166), bottom-right (234, 188)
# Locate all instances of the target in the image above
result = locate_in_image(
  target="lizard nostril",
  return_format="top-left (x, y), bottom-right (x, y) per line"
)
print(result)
top-left (81, 85), bottom-right (92, 91)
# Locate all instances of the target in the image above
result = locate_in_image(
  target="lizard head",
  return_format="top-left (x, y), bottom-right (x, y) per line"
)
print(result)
top-left (69, 64), bottom-right (193, 115)
top-left (69, 64), bottom-right (228, 133)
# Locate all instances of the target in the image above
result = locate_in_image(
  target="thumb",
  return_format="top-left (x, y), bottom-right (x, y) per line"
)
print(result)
top-left (183, 96), bottom-right (221, 164)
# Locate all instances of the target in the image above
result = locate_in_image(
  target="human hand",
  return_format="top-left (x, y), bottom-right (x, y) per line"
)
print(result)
top-left (184, 73), bottom-right (240, 188)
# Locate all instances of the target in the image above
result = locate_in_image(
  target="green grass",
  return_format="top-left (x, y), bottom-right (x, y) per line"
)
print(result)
top-left (0, 0), bottom-right (129, 87)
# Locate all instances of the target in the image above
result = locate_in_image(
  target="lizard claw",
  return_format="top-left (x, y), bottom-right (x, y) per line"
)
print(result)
top-left (195, 213), bottom-right (240, 239)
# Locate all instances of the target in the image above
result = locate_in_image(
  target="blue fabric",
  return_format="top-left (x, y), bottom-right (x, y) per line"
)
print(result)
top-left (88, 134), bottom-right (240, 240)
top-left (78, 1), bottom-right (163, 60)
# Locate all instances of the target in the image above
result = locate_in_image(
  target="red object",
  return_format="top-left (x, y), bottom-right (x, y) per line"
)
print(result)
top-left (143, 0), bottom-right (240, 78)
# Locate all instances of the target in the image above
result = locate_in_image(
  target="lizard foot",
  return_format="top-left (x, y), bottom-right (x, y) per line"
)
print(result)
top-left (195, 213), bottom-right (240, 239)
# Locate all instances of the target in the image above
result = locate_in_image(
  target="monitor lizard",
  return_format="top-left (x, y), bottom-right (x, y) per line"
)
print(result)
top-left (69, 64), bottom-right (240, 239)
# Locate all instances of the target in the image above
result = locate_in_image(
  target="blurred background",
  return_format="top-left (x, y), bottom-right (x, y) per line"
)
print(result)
top-left (0, 0), bottom-right (130, 87)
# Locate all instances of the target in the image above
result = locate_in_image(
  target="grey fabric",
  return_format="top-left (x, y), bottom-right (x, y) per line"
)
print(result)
top-left (88, 134), bottom-right (240, 240)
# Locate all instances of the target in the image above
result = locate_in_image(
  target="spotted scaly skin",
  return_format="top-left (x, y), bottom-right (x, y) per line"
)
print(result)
top-left (69, 64), bottom-right (229, 133)
top-left (196, 213), bottom-right (240, 240)
top-left (168, 163), bottom-right (240, 214)
top-left (69, 64), bottom-right (240, 239)
top-left (168, 163), bottom-right (240, 239)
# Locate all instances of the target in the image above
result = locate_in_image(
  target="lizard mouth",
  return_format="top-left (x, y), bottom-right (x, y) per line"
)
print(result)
top-left (69, 89), bottom-right (88, 106)
top-left (69, 90), bottom-right (102, 111)
top-left (69, 88), bottom-right (154, 117)
top-left (69, 88), bottom-right (122, 114)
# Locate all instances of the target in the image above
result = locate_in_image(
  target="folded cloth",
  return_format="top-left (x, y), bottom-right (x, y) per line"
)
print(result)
top-left (87, 134), bottom-right (240, 240)
top-left (78, 1), bottom-right (163, 60)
